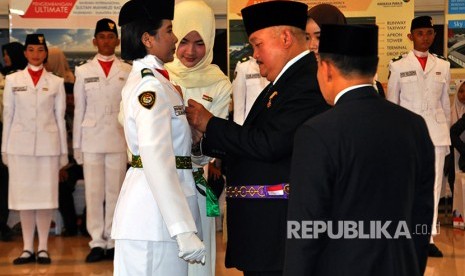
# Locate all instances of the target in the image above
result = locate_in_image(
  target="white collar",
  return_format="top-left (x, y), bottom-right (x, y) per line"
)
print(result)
top-left (273, 50), bottom-right (310, 85)
top-left (334, 84), bottom-right (373, 104)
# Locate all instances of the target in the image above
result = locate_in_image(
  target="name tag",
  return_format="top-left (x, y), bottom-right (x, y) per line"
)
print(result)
top-left (245, 73), bottom-right (261, 79)
top-left (400, 71), bottom-right (416, 78)
top-left (12, 86), bottom-right (27, 92)
top-left (173, 105), bottom-right (185, 116)
top-left (84, 77), bottom-right (99, 83)
top-left (42, 87), bottom-right (49, 92)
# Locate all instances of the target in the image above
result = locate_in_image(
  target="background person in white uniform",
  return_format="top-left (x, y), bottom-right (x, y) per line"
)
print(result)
top-left (73, 18), bottom-right (131, 263)
top-left (232, 55), bottom-right (268, 125)
top-left (112, 0), bottom-right (205, 275)
top-left (1, 34), bottom-right (67, 265)
top-left (165, 1), bottom-right (232, 275)
top-left (387, 16), bottom-right (451, 257)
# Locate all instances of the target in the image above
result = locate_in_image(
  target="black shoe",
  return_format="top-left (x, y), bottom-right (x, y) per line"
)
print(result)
top-left (428, 243), bottom-right (444, 258)
top-left (13, 250), bottom-right (35, 265)
top-left (36, 250), bottom-right (51, 264)
top-left (105, 248), bottom-right (115, 260)
top-left (85, 247), bottom-right (105, 263)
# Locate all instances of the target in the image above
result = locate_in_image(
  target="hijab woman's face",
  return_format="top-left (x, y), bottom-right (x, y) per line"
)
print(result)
top-left (3, 49), bottom-right (11, 67)
top-left (458, 82), bottom-right (465, 105)
top-left (176, 31), bottom-right (206, 68)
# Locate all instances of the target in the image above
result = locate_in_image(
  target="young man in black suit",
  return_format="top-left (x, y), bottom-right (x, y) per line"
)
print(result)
top-left (186, 1), bottom-right (328, 275)
top-left (284, 24), bottom-right (434, 276)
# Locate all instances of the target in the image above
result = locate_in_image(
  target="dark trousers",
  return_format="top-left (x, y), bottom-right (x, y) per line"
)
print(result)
top-left (0, 164), bottom-right (9, 231)
top-left (58, 163), bottom-right (83, 232)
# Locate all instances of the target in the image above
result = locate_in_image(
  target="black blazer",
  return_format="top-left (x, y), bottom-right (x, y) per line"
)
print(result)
top-left (284, 86), bottom-right (434, 276)
top-left (202, 52), bottom-right (329, 271)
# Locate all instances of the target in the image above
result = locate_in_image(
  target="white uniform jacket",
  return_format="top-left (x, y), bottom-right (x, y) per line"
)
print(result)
top-left (111, 55), bottom-right (200, 241)
top-left (387, 50), bottom-right (451, 146)
top-left (232, 57), bottom-right (269, 125)
top-left (1, 68), bottom-right (67, 156)
top-left (73, 56), bottom-right (131, 153)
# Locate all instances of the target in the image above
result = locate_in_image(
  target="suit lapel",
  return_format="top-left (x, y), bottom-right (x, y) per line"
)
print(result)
top-left (424, 53), bottom-right (436, 74)
top-left (243, 83), bottom-right (273, 125)
top-left (106, 58), bottom-right (119, 80)
top-left (243, 53), bottom-right (313, 125)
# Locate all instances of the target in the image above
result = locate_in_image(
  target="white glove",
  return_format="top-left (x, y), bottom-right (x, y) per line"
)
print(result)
top-left (176, 232), bottom-right (206, 264)
top-left (60, 154), bottom-right (68, 168)
top-left (1, 154), bottom-right (7, 166)
top-left (74, 149), bottom-right (83, 165)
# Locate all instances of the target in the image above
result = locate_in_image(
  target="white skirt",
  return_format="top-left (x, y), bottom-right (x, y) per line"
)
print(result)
top-left (8, 155), bottom-right (59, 210)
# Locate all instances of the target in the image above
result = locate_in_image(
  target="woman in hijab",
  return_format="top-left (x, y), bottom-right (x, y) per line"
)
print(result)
top-left (165, 1), bottom-right (232, 275)
top-left (450, 81), bottom-right (465, 188)
top-left (1, 42), bottom-right (28, 76)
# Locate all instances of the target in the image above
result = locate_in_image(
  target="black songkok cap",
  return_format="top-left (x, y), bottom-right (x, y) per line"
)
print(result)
top-left (95, 18), bottom-right (118, 37)
top-left (25, 34), bottom-right (47, 49)
top-left (319, 24), bottom-right (378, 57)
top-left (410, 16), bottom-right (433, 32)
top-left (241, 1), bottom-right (308, 37)
top-left (118, 0), bottom-right (174, 26)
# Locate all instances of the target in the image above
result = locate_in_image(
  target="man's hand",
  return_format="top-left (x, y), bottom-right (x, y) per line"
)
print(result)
top-left (185, 99), bottom-right (213, 133)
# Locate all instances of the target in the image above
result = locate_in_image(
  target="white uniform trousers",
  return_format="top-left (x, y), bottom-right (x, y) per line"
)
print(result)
top-left (114, 239), bottom-right (187, 276)
top-left (188, 184), bottom-right (215, 276)
top-left (432, 146), bottom-right (447, 238)
top-left (83, 152), bottom-right (127, 249)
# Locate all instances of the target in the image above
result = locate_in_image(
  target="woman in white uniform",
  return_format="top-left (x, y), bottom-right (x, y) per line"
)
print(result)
top-left (112, 0), bottom-right (205, 275)
top-left (165, 1), bottom-right (231, 275)
top-left (1, 34), bottom-right (67, 265)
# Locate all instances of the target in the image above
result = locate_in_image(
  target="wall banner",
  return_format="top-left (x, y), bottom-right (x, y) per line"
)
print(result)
top-left (9, 0), bottom-right (127, 68)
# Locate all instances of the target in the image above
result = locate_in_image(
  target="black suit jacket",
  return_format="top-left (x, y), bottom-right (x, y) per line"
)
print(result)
top-left (284, 86), bottom-right (434, 276)
top-left (202, 52), bottom-right (329, 271)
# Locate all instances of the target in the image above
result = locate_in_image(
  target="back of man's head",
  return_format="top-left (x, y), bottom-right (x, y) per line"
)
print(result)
top-left (319, 24), bottom-right (378, 78)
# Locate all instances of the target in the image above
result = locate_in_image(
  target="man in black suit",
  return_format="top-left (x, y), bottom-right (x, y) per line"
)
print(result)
top-left (186, 1), bottom-right (328, 275)
top-left (284, 24), bottom-right (434, 276)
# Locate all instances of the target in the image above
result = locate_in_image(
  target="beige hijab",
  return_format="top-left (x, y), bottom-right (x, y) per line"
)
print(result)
top-left (165, 0), bottom-right (228, 88)
top-left (45, 47), bottom-right (75, 83)
top-left (452, 80), bottom-right (465, 125)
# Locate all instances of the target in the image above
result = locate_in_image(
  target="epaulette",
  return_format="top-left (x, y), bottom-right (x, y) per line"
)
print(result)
top-left (391, 55), bottom-right (404, 63)
top-left (433, 53), bottom-right (447, 61)
top-left (141, 68), bottom-right (154, 78)
top-left (76, 60), bottom-right (89, 67)
top-left (5, 69), bottom-right (20, 75)
top-left (239, 56), bottom-right (250, 63)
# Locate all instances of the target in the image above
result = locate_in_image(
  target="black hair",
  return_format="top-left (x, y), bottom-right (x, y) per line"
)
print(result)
top-left (1, 42), bottom-right (28, 75)
top-left (319, 53), bottom-right (378, 78)
top-left (120, 19), bottom-right (163, 60)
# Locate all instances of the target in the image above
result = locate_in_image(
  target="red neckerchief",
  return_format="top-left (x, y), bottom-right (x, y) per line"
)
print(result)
top-left (28, 68), bottom-right (44, 86)
top-left (98, 59), bottom-right (114, 77)
top-left (415, 56), bottom-right (427, 71)
top-left (156, 69), bottom-right (170, 80)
